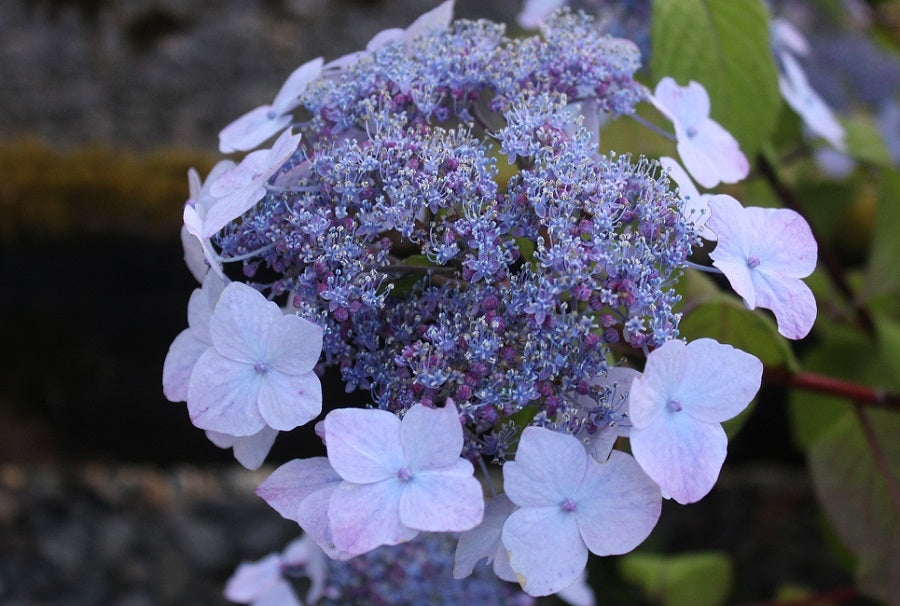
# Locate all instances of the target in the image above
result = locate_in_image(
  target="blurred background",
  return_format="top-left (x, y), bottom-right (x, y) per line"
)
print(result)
top-left (0, 0), bottom-right (889, 604)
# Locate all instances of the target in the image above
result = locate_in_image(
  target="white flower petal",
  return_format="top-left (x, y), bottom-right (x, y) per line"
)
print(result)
top-left (630, 411), bottom-right (728, 504)
top-left (328, 480), bottom-right (417, 557)
top-left (401, 402), bottom-right (464, 471)
top-left (324, 407), bottom-right (404, 483)
top-left (502, 506), bottom-right (587, 596)
top-left (575, 450), bottom-right (661, 555)
top-left (187, 349), bottom-right (265, 435)
top-left (398, 461), bottom-right (483, 532)
top-left (162, 328), bottom-right (209, 403)
top-left (257, 370), bottom-right (322, 431)
top-left (503, 427), bottom-right (586, 508)
top-left (454, 494), bottom-right (517, 580)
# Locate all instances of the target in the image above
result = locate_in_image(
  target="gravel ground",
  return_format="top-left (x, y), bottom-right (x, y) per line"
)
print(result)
top-left (0, 457), bottom-right (859, 606)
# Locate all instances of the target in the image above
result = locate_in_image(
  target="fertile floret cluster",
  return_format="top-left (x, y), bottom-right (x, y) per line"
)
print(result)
top-left (207, 8), bottom-right (690, 458)
top-left (164, 2), bottom-right (816, 601)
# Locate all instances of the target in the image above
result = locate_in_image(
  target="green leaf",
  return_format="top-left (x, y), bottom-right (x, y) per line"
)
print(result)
top-left (808, 407), bottom-right (900, 603)
top-left (619, 551), bottom-right (734, 606)
top-left (651, 0), bottom-right (781, 158)
top-left (673, 268), bottom-right (720, 313)
top-left (861, 168), bottom-right (900, 302)
top-left (678, 294), bottom-right (798, 371)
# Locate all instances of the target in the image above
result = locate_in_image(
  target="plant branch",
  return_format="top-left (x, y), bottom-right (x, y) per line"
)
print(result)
top-left (756, 154), bottom-right (875, 335)
top-left (764, 368), bottom-right (900, 410)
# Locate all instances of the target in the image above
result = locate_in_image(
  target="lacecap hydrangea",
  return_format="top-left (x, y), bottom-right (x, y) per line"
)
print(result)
top-left (163, 1), bottom-right (815, 600)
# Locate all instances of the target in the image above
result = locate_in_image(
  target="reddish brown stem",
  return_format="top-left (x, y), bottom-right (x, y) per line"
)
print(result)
top-left (765, 368), bottom-right (900, 410)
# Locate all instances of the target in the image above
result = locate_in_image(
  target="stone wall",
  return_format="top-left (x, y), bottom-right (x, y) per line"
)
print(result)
top-left (0, 0), bottom-right (517, 150)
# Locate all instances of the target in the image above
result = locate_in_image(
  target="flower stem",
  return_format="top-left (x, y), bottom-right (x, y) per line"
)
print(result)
top-left (765, 368), bottom-right (900, 410)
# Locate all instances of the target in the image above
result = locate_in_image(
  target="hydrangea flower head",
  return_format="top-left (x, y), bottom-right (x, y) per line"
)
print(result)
top-left (187, 281), bottom-right (323, 435)
top-left (651, 77), bottom-right (749, 188)
top-left (501, 427), bottom-right (661, 595)
top-left (324, 401), bottom-right (484, 557)
top-left (707, 195), bottom-right (818, 339)
top-left (628, 338), bottom-right (763, 504)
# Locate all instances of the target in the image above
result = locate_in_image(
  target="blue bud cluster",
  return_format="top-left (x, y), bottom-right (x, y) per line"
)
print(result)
top-left (215, 10), bottom-right (694, 460)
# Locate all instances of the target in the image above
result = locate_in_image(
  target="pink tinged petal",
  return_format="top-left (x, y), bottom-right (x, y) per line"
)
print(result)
top-left (678, 119), bottom-right (749, 188)
top-left (208, 425), bottom-right (278, 470)
top-left (708, 198), bottom-right (818, 337)
top-left (187, 349), bottom-right (265, 436)
top-left (743, 206), bottom-right (817, 278)
top-left (575, 450), bottom-right (661, 555)
top-left (403, 0), bottom-right (453, 44)
top-left (398, 460), bottom-right (483, 532)
top-left (224, 554), bottom-right (282, 602)
top-left (401, 402), bottom-right (464, 471)
top-left (328, 480), bottom-right (417, 556)
top-left (206, 130), bottom-right (301, 235)
top-left (324, 407), bottom-right (404, 483)
top-left (256, 458), bottom-right (345, 557)
top-left (503, 427), bottom-right (587, 508)
top-left (218, 105), bottom-right (293, 154)
top-left (162, 328), bottom-right (208, 403)
top-left (264, 314), bottom-right (323, 374)
top-left (502, 506), bottom-right (587, 597)
top-left (652, 79), bottom-right (748, 188)
top-left (751, 270), bottom-right (818, 339)
top-left (707, 196), bottom-right (759, 308)
top-left (454, 494), bottom-right (517, 580)
top-left (653, 78), bottom-right (711, 131)
top-left (209, 282), bottom-right (282, 364)
top-left (630, 411), bottom-right (728, 504)
top-left (257, 458), bottom-right (340, 520)
top-left (257, 370), bottom-right (322, 431)
top-left (271, 57), bottom-right (324, 115)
